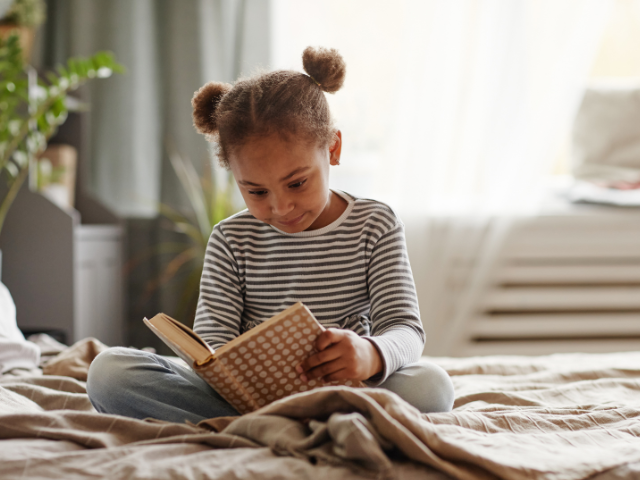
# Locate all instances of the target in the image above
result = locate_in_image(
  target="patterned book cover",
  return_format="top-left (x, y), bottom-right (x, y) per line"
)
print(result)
top-left (145, 303), bottom-right (364, 415)
top-left (195, 303), bottom-right (364, 414)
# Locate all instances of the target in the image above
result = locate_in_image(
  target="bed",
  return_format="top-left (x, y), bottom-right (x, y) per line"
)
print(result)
top-left (2, 337), bottom-right (640, 480)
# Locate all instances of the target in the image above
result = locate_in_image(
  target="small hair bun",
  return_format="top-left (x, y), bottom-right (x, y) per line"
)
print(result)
top-left (302, 46), bottom-right (346, 94)
top-left (192, 82), bottom-right (232, 135)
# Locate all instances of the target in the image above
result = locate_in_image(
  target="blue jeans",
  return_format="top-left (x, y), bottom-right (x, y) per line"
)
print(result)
top-left (87, 347), bottom-right (454, 424)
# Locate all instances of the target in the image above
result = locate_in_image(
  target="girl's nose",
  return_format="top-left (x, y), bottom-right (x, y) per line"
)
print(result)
top-left (271, 194), bottom-right (294, 216)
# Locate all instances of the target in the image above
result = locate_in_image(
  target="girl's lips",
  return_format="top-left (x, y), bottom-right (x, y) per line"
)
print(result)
top-left (278, 214), bottom-right (305, 227)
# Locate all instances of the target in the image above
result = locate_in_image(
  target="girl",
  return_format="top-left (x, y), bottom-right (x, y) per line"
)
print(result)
top-left (87, 47), bottom-right (454, 424)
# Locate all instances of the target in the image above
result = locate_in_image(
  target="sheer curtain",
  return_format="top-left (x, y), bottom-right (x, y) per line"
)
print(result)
top-left (393, 1), bottom-right (612, 355)
top-left (271, 0), bottom-right (612, 355)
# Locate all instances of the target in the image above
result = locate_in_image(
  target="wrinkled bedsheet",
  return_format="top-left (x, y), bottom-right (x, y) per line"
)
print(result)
top-left (3, 341), bottom-right (640, 480)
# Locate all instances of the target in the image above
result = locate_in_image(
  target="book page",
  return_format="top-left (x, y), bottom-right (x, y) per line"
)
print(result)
top-left (144, 314), bottom-right (214, 367)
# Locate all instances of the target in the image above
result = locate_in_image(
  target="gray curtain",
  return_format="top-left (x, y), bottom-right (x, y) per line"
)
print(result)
top-left (36, 0), bottom-right (271, 347)
top-left (39, 0), bottom-right (271, 216)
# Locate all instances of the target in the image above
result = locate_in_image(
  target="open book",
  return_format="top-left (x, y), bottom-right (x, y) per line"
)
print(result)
top-left (144, 302), bottom-right (364, 414)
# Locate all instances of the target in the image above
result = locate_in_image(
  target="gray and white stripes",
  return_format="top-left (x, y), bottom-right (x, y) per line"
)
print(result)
top-left (193, 191), bottom-right (425, 384)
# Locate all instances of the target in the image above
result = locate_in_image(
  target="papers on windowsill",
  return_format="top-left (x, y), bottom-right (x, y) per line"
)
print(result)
top-left (566, 180), bottom-right (640, 207)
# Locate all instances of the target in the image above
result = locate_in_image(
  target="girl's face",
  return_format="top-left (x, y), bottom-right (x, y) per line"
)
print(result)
top-left (228, 131), bottom-right (344, 234)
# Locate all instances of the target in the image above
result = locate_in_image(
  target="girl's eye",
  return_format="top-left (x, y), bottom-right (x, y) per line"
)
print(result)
top-left (248, 190), bottom-right (268, 196)
top-left (289, 179), bottom-right (307, 189)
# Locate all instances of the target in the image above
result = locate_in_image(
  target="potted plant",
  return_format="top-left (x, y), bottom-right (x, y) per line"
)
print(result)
top-left (0, 33), bottom-right (123, 241)
top-left (129, 142), bottom-right (240, 326)
top-left (0, 0), bottom-right (46, 63)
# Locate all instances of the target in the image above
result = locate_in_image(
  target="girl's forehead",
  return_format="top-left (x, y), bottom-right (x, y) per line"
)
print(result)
top-left (236, 134), bottom-right (318, 156)
top-left (229, 135), bottom-right (326, 168)
top-left (229, 135), bottom-right (327, 178)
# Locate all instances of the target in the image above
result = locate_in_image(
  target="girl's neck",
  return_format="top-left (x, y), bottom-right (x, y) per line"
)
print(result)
top-left (307, 190), bottom-right (348, 230)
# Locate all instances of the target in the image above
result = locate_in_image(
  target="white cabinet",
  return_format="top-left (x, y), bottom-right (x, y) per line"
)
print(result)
top-left (75, 225), bottom-right (124, 346)
top-left (0, 185), bottom-right (124, 346)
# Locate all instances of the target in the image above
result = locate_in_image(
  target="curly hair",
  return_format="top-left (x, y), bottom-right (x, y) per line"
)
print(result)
top-left (191, 46), bottom-right (346, 168)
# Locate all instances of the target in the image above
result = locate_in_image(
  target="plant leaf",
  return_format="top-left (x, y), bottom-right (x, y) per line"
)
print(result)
top-left (165, 138), bottom-right (211, 242)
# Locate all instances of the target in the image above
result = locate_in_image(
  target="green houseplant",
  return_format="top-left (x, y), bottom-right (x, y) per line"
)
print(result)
top-left (0, 33), bottom-right (123, 236)
top-left (130, 141), bottom-right (240, 325)
top-left (0, 0), bottom-right (46, 62)
top-left (0, 0), bottom-right (45, 26)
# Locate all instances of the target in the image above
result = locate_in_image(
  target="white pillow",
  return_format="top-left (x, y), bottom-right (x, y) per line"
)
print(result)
top-left (0, 281), bottom-right (24, 342)
top-left (573, 83), bottom-right (640, 183)
top-left (0, 282), bottom-right (40, 372)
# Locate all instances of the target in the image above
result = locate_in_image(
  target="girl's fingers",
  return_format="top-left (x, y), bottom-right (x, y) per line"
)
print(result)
top-left (320, 368), bottom-right (350, 382)
top-left (297, 348), bottom-right (341, 375)
top-left (315, 328), bottom-right (344, 351)
top-left (303, 357), bottom-right (348, 381)
top-left (297, 334), bottom-right (344, 373)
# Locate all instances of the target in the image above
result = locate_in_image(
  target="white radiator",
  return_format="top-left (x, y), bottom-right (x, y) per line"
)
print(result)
top-left (459, 209), bottom-right (640, 356)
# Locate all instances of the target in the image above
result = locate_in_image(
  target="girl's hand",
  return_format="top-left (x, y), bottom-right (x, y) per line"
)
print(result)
top-left (295, 328), bottom-right (383, 382)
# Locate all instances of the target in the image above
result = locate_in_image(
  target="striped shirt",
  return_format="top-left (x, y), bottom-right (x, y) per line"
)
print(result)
top-left (194, 190), bottom-right (425, 384)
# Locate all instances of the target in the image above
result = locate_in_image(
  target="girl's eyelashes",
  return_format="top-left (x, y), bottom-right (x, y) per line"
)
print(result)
top-left (247, 179), bottom-right (306, 196)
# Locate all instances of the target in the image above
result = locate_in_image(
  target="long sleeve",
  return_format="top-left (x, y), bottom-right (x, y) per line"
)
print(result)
top-left (364, 220), bottom-right (425, 385)
top-left (193, 226), bottom-right (244, 350)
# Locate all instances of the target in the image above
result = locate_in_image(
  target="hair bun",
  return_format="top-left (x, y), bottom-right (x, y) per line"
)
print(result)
top-left (302, 46), bottom-right (346, 94)
top-left (192, 82), bottom-right (232, 135)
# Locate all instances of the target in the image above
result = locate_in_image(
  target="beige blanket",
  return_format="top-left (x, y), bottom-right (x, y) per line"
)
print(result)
top-left (2, 341), bottom-right (640, 480)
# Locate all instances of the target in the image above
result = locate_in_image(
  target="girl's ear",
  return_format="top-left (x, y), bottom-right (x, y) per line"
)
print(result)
top-left (329, 130), bottom-right (342, 166)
